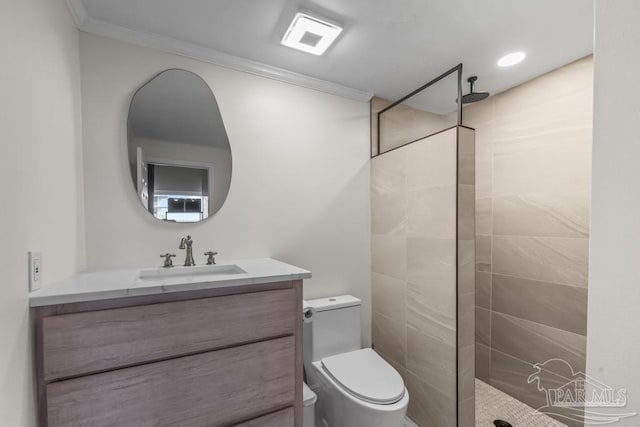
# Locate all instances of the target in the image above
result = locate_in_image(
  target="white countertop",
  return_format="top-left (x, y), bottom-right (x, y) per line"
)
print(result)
top-left (29, 258), bottom-right (311, 307)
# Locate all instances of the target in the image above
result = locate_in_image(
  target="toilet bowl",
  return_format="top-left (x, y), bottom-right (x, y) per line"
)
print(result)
top-left (303, 295), bottom-right (409, 427)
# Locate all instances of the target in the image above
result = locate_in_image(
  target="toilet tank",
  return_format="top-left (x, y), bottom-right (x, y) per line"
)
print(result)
top-left (304, 295), bottom-right (361, 364)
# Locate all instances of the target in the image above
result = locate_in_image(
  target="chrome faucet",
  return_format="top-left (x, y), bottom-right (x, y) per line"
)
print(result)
top-left (204, 251), bottom-right (218, 265)
top-left (178, 235), bottom-right (196, 266)
top-left (160, 253), bottom-right (176, 268)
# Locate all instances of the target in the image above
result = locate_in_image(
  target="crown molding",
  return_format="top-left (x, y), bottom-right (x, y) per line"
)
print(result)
top-left (65, 1), bottom-right (372, 102)
top-left (65, 0), bottom-right (88, 28)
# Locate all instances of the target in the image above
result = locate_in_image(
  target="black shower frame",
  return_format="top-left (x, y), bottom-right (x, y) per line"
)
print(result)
top-left (373, 63), bottom-right (463, 158)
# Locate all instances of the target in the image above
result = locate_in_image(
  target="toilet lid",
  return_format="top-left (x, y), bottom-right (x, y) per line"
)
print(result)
top-left (321, 348), bottom-right (405, 405)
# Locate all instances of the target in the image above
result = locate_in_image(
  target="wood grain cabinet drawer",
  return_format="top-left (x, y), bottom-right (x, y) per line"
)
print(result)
top-left (46, 336), bottom-right (295, 427)
top-left (233, 407), bottom-right (294, 426)
top-left (41, 289), bottom-right (295, 381)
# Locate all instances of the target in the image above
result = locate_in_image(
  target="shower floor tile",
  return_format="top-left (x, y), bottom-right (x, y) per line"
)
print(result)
top-left (475, 379), bottom-right (566, 426)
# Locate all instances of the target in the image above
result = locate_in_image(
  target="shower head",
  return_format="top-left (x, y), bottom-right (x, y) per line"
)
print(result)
top-left (461, 76), bottom-right (490, 104)
top-left (462, 91), bottom-right (490, 103)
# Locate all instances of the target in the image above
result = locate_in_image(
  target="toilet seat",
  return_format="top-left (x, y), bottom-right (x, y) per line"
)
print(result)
top-left (320, 348), bottom-right (405, 405)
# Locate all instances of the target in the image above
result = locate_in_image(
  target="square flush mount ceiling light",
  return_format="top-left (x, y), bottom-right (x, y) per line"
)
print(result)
top-left (281, 12), bottom-right (343, 56)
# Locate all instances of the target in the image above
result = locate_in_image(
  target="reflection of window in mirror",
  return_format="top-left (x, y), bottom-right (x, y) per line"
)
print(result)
top-left (153, 194), bottom-right (207, 222)
top-left (137, 153), bottom-right (213, 222)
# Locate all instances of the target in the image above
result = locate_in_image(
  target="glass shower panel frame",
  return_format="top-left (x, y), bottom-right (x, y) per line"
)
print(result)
top-left (372, 64), bottom-right (463, 157)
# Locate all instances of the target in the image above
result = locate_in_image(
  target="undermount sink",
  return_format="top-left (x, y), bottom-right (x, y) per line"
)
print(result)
top-left (137, 264), bottom-right (247, 282)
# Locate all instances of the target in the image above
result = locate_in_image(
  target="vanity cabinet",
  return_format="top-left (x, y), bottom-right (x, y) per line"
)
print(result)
top-left (32, 280), bottom-right (303, 427)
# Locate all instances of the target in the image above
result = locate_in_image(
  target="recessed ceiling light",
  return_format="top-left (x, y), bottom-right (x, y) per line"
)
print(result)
top-left (281, 12), bottom-right (343, 56)
top-left (498, 51), bottom-right (526, 67)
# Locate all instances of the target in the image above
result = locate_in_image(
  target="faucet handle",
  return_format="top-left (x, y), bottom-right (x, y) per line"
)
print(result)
top-left (160, 253), bottom-right (176, 268)
top-left (204, 251), bottom-right (218, 265)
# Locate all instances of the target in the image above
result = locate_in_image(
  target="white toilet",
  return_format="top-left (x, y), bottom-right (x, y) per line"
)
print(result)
top-left (303, 295), bottom-right (409, 427)
top-left (303, 382), bottom-right (317, 426)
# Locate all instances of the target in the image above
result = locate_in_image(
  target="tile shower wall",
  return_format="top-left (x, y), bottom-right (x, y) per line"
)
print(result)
top-left (371, 127), bottom-right (475, 426)
top-left (464, 56), bottom-right (592, 425)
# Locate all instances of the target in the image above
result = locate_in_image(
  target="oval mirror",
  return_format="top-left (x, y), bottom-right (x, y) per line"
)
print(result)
top-left (127, 69), bottom-right (232, 223)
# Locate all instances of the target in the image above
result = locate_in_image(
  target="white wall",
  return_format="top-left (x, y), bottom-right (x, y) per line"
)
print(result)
top-left (79, 34), bottom-right (372, 344)
top-left (587, 0), bottom-right (640, 424)
top-left (0, 0), bottom-right (84, 425)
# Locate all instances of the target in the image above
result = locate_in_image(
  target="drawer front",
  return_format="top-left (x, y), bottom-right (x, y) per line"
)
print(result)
top-left (233, 407), bottom-right (294, 427)
top-left (42, 288), bottom-right (295, 381)
top-left (46, 336), bottom-right (295, 427)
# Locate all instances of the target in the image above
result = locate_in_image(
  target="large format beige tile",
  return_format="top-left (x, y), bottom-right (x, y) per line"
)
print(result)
top-left (492, 274), bottom-right (588, 335)
top-left (459, 396), bottom-right (475, 427)
top-left (458, 293), bottom-right (474, 348)
top-left (405, 128), bottom-right (456, 191)
top-left (475, 271), bottom-right (491, 309)
top-left (491, 312), bottom-right (586, 375)
top-left (406, 371), bottom-right (456, 427)
top-left (524, 98), bottom-right (592, 142)
top-left (459, 343), bottom-right (475, 402)
top-left (474, 125), bottom-right (493, 200)
top-left (371, 190), bottom-right (406, 235)
top-left (458, 239), bottom-right (475, 296)
top-left (476, 197), bottom-right (492, 236)
top-left (494, 92), bottom-right (593, 146)
top-left (458, 184), bottom-right (475, 240)
top-left (492, 56), bottom-right (593, 118)
top-left (475, 307), bottom-right (491, 347)
top-left (406, 280), bottom-right (455, 346)
top-left (372, 312), bottom-right (406, 368)
top-left (407, 238), bottom-right (457, 340)
top-left (492, 236), bottom-right (589, 287)
top-left (493, 190), bottom-right (590, 238)
top-left (407, 186), bottom-right (456, 238)
top-left (406, 237), bottom-right (456, 285)
top-left (372, 235), bottom-right (407, 280)
top-left (458, 126), bottom-right (476, 186)
top-left (492, 128), bottom-right (592, 197)
top-left (462, 97), bottom-right (495, 127)
top-left (493, 87), bottom-right (592, 145)
top-left (406, 326), bottom-right (456, 400)
top-left (371, 147), bottom-right (405, 195)
top-left (475, 343), bottom-right (490, 383)
top-left (372, 272), bottom-right (406, 325)
top-left (475, 235), bottom-right (492, 272)
top-left (406, 237), bottom-right (456, 346)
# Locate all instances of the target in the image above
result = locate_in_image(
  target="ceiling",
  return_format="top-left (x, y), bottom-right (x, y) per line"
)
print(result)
top-left (67, 0), bottom-right (594, 108)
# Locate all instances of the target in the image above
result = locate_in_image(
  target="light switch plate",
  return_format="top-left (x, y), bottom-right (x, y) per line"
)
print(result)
top-left (29, 251), bottom-right (42, 291)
